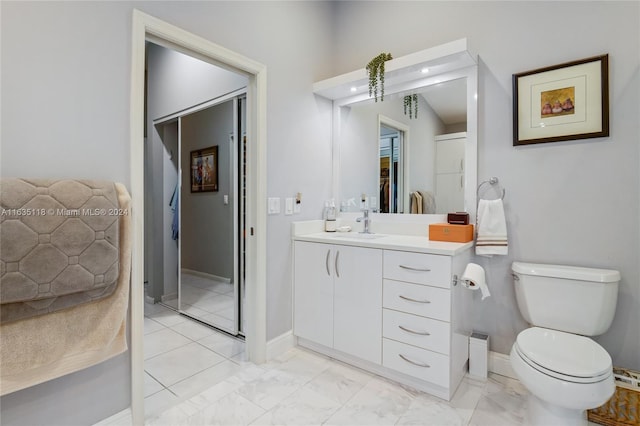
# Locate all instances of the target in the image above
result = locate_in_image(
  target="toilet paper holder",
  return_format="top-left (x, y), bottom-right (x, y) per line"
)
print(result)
top-left (451, 275), bottom-right (476, 287)
top-left (452, 263), bottom-right (491, 299)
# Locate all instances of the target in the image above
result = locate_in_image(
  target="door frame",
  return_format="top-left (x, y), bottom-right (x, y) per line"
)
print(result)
top-left (130, 10), bottom-right (267, 424)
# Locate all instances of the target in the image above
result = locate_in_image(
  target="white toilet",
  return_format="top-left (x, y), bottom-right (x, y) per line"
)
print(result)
top-left (510, 262), bottom-right (620, 426)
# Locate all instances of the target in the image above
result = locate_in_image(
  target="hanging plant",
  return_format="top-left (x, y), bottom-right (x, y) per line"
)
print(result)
top-left (366, 52), bottom-right (393, 102)
top-left (404, 94), bottom-right (418, 119)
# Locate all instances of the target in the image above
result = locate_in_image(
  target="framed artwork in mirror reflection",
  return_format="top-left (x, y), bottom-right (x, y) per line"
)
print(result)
top-left (513, 55), bottom-right (609, 146)
top-left (191, 145), bottom-right (218, 192)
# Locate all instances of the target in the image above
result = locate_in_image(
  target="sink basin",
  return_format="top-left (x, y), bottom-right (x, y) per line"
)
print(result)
top-left (329, 232), bottom-right (386, 240)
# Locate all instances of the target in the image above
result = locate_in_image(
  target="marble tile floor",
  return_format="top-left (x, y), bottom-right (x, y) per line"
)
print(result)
top-left (99, 297), bottom-right (601, 426)
top-left (140, 301), bottom-right (248, 419)
top-left (162, 272), bottom-right (237, 331)
top-left (100, 302), bottom-right (545, 426)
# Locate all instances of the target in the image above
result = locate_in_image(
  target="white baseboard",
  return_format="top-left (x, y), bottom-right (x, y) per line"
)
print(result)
top-left (93, 408), bottom-right (131, 426)
top-left (160, 293), bottom-right (177, 302)
top-left (489, 350), bottom-right (517, 379)
top-left (266, 331), bottom-right (296, 360)
top-left (181, 268), bottom-right (231, 283)
top-left (268, 333), bottom-right (516, 381)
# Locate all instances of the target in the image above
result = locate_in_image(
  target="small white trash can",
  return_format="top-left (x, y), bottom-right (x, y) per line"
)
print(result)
top-left (469, 332), bottom-right (489, 379)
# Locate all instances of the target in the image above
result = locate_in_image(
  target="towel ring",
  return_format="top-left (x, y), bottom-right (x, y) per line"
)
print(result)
top-left (477, 177), bottom-right (505, 200)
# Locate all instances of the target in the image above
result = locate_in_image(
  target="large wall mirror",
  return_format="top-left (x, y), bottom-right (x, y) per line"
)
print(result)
top-left (315, 39), bottom-right (478, 221)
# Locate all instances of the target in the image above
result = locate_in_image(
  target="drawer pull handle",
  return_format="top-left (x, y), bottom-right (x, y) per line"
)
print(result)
top-left (399, 295), bottom-right (431, 304)
top-left (399, 265), bottom-right (431, 272)
top-left (325, 250), bottom-right (331, 276)
top-left (399, 325), bottom-right (431, 336)
top-left (399, 354), bottom-right (430, 368)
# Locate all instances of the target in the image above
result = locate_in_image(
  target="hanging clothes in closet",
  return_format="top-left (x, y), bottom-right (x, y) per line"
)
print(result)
top-left (170, 183), bottom-right (179, 240)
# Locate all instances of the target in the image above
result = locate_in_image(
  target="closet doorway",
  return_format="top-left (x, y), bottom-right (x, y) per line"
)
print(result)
top-left (151, 94), bottom-right (247, 335)
top-left (132, 11), bottom-right (267, 423)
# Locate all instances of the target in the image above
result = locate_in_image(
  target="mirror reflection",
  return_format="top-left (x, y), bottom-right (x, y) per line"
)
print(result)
top-left (339, 77), bottom-right (468, 215)
top-left (379, 123), bottom-right (402, 213)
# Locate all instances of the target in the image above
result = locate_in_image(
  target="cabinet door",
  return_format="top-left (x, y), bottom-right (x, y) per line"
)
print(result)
top-left (333, 245), bottom-right (383, 364)
top-left (294, 241), bottom-right (334, 348)
top-left (435, 172), bottom-right (465, 214)
top-left (435, 137), bottom-right (465, 174)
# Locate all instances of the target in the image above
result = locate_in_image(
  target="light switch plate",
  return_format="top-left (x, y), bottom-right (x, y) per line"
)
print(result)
top-left (285, 198), bottom-right (293, 215)
top-left (268, 197), bottom-right (281, 215)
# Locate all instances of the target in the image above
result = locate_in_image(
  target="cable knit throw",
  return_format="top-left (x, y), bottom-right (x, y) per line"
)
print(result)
top-left (0, 178), bottom-right (125, 323)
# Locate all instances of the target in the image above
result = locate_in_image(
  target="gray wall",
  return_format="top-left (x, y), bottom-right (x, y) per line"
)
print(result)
top-left (0, 2), bottom-right (333, 424)
top-left (161, 121), bottom-right (179, 298)
top-left (181, 101), bottom-right (235, 279)
top-left (1, 3), bottom-right (637, 424)
top-left (331, 1), bottom-right (640, 370)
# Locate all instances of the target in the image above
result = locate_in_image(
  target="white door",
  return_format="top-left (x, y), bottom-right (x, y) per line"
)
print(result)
top-left (435, 134), bottom-right (466, 214)
top-left (435, 173), bottom-right (465, 213)
top-left (435, 135), bottom-right (465, 174)
top-left (293, 241), bottom-right (334, 347)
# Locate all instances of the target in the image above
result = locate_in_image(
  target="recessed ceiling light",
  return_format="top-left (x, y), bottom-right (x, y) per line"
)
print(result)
top-left (350, 87), bottom-right (357, 92)
top-left (421, 68), bottom-right (429, 73)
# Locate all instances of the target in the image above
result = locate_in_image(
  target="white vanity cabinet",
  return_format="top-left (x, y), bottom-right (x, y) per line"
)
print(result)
top-left (381, 250), bottom-right (467, 395)
top-left (293, 234), bottom-right (473, 401)
top-left (293, 241), bottom-right (382, 364)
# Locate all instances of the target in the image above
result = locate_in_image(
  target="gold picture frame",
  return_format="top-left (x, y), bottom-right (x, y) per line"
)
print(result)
top-left (513, 55), bottom-right (609, 146)
top-left (190, 146), bottom-right (218, 192)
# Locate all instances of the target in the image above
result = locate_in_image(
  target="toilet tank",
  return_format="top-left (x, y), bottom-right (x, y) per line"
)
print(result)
top-left (512, 262), bottom-right (620, 336)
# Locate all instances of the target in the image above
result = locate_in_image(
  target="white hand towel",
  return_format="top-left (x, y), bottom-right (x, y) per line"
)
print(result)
top-left (476, 199), bottom-right (508, 256)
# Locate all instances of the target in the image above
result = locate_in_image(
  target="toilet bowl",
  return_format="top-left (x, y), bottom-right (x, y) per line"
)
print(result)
top-left (510, 327), bottom-right (615, 425)
top-left (509, 262), bottom-right (620, 426)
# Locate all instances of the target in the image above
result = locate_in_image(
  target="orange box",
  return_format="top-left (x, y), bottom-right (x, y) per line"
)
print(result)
top-left (429, 223), bottom-right (474, 243)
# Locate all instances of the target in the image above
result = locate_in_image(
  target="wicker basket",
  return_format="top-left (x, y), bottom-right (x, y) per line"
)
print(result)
top-left (588, 368), bottom-right (640, 425)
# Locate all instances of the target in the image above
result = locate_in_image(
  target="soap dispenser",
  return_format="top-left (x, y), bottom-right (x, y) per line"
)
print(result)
top-left (325, 199), bottom-right (337, 232)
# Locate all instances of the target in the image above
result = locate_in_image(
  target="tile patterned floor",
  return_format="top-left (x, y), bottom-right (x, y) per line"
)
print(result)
top-left (162, 272), bottom-right (237, 332)
top-left (97, 303), bottom-right (605, 426)
top-left (99, 301), bottom-right (539, 426)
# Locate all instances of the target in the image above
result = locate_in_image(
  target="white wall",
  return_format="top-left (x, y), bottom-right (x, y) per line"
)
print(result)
top-left (331, 1), bottom-right (640, 370)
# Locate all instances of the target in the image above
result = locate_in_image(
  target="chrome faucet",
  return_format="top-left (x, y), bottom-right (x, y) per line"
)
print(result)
top-left (356, 209), bottom-right (372, 234)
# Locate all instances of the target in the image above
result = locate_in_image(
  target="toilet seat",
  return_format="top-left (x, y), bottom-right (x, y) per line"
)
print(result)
top-left (515, 327), bottom-right (612, 384)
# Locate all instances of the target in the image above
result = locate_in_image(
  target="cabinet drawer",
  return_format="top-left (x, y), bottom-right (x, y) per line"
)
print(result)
top-left (383, 251), bottom-right (451, 288)
top-left (383, 309), bottom-right (450, 355)
top-left (383, 338), bottom-right (450, 388)
top-left (383, 279), bottom-right (450, 321)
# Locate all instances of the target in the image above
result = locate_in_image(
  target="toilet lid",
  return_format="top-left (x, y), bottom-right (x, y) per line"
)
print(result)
top-left (517, 327), bottom-right (612, 379)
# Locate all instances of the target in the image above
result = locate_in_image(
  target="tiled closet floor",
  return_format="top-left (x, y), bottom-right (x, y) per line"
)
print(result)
top-left (162, 272), bottom-right (237, 331)
top-left (99, 305), bottom-right (601, 425)
top-left (141, 302), bottom-right (246, 416)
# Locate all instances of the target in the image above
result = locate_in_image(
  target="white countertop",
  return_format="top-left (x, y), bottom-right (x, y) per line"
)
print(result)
top-left (293, 232), bottom-right (473, 256)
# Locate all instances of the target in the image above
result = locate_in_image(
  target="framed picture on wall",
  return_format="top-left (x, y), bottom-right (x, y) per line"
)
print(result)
top-left (513, 54), bottom-right (609, 146)
top-left (190, 146), bottom-right (218, 192)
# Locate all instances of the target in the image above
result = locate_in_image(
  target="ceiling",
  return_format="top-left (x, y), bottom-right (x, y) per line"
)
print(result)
top-left (420, 77), bottom-right (467, 125)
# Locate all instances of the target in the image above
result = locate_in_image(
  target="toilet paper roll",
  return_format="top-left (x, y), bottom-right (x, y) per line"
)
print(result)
top-left (462, 263), bottom-right (491, 300)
